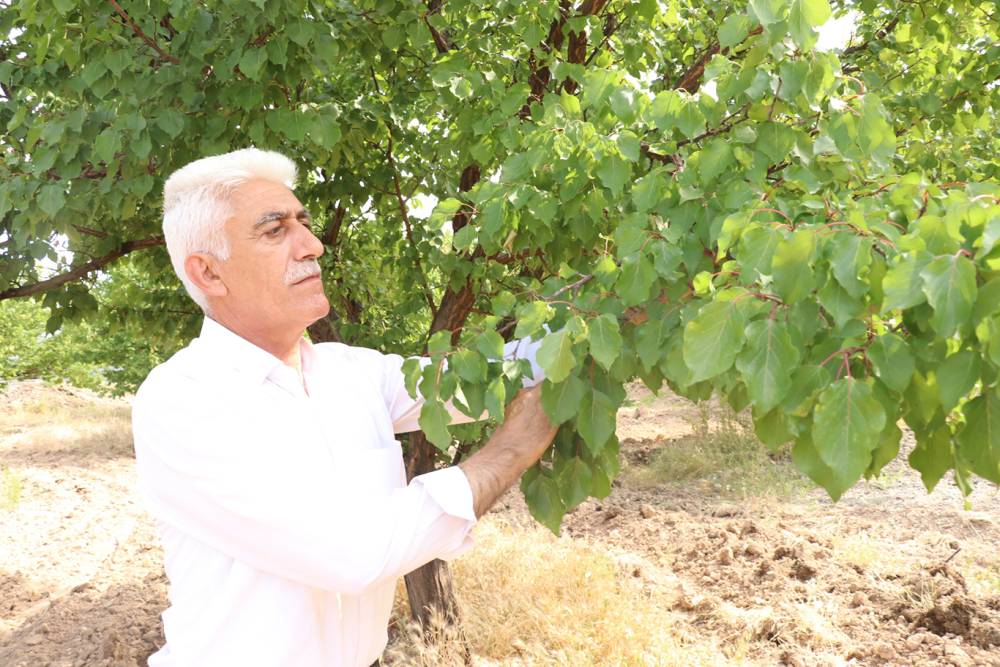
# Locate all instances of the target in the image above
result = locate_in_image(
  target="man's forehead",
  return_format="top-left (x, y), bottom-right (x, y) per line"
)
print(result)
top-left (229, 178), bottom-right (303, 221)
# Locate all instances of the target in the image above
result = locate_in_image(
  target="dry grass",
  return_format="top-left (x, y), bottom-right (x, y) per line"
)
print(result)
top-left (621, 404), bottom-right (807, 501)
top-left (1, 466), bottom-right (21, 510)
top-left (384, 519), bottom-right (735, 666)
top-left (830, 531), bottom-right (908, 574)
top-left (0, 382), bottom-right (133, 459)
top-left (965, 563), bottom-right (1000, 597)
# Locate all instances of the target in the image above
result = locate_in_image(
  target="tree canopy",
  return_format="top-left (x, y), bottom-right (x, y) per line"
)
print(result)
top-left (2, 0), bottom-right (1000, 530)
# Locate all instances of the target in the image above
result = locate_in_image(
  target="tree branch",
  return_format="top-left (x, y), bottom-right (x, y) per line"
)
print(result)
top-left (0, 235), bottom-right (164, 301)
top-left (425, 0), bottom-right (451, 53)
top-left (106, 0), bottom-right (181, 64)
top-left (842, 16), bottom-right (899, 57)
top-left (386, 132), bottom-right (438, 318)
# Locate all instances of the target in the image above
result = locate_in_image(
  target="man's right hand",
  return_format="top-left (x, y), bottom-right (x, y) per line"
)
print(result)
top-left (457, 385), bottom-right (558, 518)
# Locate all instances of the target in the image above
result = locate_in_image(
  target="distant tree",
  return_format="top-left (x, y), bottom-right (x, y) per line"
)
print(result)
top-left (2, 0), bottom-right (998, 628)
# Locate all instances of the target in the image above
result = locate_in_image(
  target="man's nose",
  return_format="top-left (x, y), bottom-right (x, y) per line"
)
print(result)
top-left (295, 222), bottom-right (325, 260)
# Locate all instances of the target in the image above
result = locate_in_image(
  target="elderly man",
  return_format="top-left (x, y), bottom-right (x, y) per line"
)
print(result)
top-left (131, 148), bottom-right (558, 666)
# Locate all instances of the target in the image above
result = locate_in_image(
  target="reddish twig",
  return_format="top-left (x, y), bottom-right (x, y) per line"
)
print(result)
top-left (106, 0), bottom-right (180, 64)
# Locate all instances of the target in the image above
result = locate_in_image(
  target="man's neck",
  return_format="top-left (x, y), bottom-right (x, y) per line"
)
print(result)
top-left (207, 313), bottom-right (303, 371)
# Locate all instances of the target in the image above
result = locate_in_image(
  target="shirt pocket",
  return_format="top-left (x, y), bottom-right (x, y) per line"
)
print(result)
top-left (332, 440), bottom-right (406, 498)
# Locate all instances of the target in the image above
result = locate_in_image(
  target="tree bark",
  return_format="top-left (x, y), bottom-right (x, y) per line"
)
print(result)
top-left (402, 431), bottom-right (467, 646)
top-left (402, 162), bottom-right (482, 643)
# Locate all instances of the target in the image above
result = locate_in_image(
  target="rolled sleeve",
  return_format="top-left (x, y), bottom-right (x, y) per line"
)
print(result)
top-left (410, 466), bottom-right (478, 559)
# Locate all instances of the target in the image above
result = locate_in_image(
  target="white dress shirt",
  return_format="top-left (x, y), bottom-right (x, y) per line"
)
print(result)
top-left (132, 318), bottom-right (541, 667)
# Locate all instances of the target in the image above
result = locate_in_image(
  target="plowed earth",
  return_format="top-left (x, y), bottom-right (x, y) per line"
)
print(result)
top-left (1, 381), bottom-right (998, 666)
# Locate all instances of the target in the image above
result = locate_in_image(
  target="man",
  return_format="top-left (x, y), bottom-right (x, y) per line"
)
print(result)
top-left (131, 148), bottom-right (558, 666)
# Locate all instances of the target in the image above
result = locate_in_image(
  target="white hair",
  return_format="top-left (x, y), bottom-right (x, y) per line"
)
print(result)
top-left (162, 148), bottom-right (298, 310)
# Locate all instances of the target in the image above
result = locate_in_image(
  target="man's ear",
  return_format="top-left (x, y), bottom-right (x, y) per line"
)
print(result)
top-left (184, 252), bottom-right (228, 298)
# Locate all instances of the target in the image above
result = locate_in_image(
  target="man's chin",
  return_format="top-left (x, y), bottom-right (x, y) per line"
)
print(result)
top-left (305, 297), bottom-right (331, 327)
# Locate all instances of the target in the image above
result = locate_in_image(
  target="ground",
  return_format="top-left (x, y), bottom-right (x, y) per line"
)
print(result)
top-left (1, 380), bottom-right (998, 666)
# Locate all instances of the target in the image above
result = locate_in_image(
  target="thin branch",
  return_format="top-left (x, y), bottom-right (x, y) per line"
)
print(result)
top-left (842, 16), bottom-right (900, 57)
top-left (548, 273), bottom-right (594, 299)
top-left (0, 235), bottom-right (164, 301)
top-left (386, 132), bottom-right (438, 319)
top-left (106, 0), bottom-right (180, 64)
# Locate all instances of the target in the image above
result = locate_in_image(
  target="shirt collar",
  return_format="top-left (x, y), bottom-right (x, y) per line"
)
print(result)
top-left (196, 317), bottom-right (294, 385)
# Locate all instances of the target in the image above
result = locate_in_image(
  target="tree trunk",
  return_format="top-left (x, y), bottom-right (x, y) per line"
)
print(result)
top-left (403, 433), bottom-right (466, 634)
top-left (403, 163), bottom-right (481, 644)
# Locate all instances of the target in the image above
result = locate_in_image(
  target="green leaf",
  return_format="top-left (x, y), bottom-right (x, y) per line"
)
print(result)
top-left (238, 48), bottom-right (268, 80)
top-left (677, 101), bottom-right (706, 139)
top-left (418, 400), bottom-right (452, 450)
top-left (475, 330), bottom-right (505, 359)
top-left (866, 421), bottom-right (902, 479)
top-left (683, 298), bottom-right (748, 382)
top-left (582, 69), bottom-right (619, 109)
top-left (649, 90), bottom-right (683, 133)
top-left (597, 155), bottom-right (630, 195)
top-left (558, 457), bottom-right (592, 509)
top-left (858, 95), bottom-right (896, 169)
top-left (536, 329), bottom-right (576, 384)
top-left (868, 333), bottom-right (914, 393)
top-left (718, 14), bottom-right (751, 49)
top-left (881, 254), bottom-right (931, 311)
top-left (792, 432), bottom-right (851, 501)
top-left (812, 378), bottom-right (886, 491)
top-left (817, 282), bottom-right (863, 329)
top-left (450, 349), bottom-right (487, 384)
top-left (617, 131), bottom-right (641, 162)
top-left (750, 0), bottom-right (789, 25)
top-left (576, 388), bottom-right (617, 456)
top-left (541, 375), bottom-right (587, 425)
top-left (755, 122), bottom-right (795, 164)
top-left (772, 230), bottom-right (815, 304)
top-left (754, 408), bottom-right (795, 448)
top-left (588, 314), bottom-right (622, 370)
top-left (920, 255), bottom-right (977, 337)
top-left (521, 469), bottom-right (566, 535)
top-left (789, 0), bottom-right (831, 50)
top-left (908, 427), bottom-right (953, 492)
top-left (736, 318), bottom-right (800, 413)
top-left (514, 301), bottom-right (554, 339)
top-left (616, 254), bottom-right (656, 306)
top-left (829, 233), bottom-right (872, 299)
top-left (736, 226), bottom-right (780, 281)
top-left (937, 350), bottom-right (981, 412)
top-left (156, 109), bottom-right (186, 139)
top-left (781, 364), bottom-right (830, 416)
top-left (698, 139), bottom-right (733, 184)
top-left (956, 389), bottom-right (1000, 484)
top-left (636, 317), bottom-right (667, 370)
top-left (38, 184), bottom-right (66, 218)
top-left (93, 128), bottom-right (120, 164)
top-left (632, 170), bottom-right (667, 213)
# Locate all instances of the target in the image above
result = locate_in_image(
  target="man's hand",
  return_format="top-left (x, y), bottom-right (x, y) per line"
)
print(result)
top-left (457, 385), bottom-right (558, 518)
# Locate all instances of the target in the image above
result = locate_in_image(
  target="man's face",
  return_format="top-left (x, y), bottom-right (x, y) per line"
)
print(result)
top-left (214, 178), bottom-right (330, 333)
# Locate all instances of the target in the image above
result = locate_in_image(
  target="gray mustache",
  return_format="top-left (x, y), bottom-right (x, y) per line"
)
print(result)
top-left (284, 259), bottom-right (322, 285)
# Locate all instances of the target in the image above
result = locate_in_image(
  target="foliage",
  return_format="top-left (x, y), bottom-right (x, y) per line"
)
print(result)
top-left (0, 269), bottom-right (175, 394)
top-left (2, 0), bottom-right (999, 533)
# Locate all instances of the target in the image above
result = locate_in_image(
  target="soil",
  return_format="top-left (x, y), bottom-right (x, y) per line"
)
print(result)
top-left (2, 380), bottom-right (999, 666)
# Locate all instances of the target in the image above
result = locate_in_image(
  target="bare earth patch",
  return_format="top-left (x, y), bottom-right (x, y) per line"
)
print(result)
top-left (2, 381), bottom-right (998, 666)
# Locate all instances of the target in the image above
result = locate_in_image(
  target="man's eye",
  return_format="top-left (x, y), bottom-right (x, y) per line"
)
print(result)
top-left (266, 225), bottom-right (284, 237)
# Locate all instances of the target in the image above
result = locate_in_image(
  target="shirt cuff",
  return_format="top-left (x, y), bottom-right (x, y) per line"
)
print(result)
top-left (412, 466), bottom-right (478, 560)
top-left (413, 465), bottom-right (477, 523)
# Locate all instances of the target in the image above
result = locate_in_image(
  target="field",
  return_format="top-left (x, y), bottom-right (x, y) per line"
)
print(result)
top-left (1, 381), bottom-right (998, 666)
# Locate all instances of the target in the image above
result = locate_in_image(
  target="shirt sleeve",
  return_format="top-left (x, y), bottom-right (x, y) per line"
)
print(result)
top-left (131, 370), bottom-right (477, 598)
top-left (362, 335), bottom-right (546, 434)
